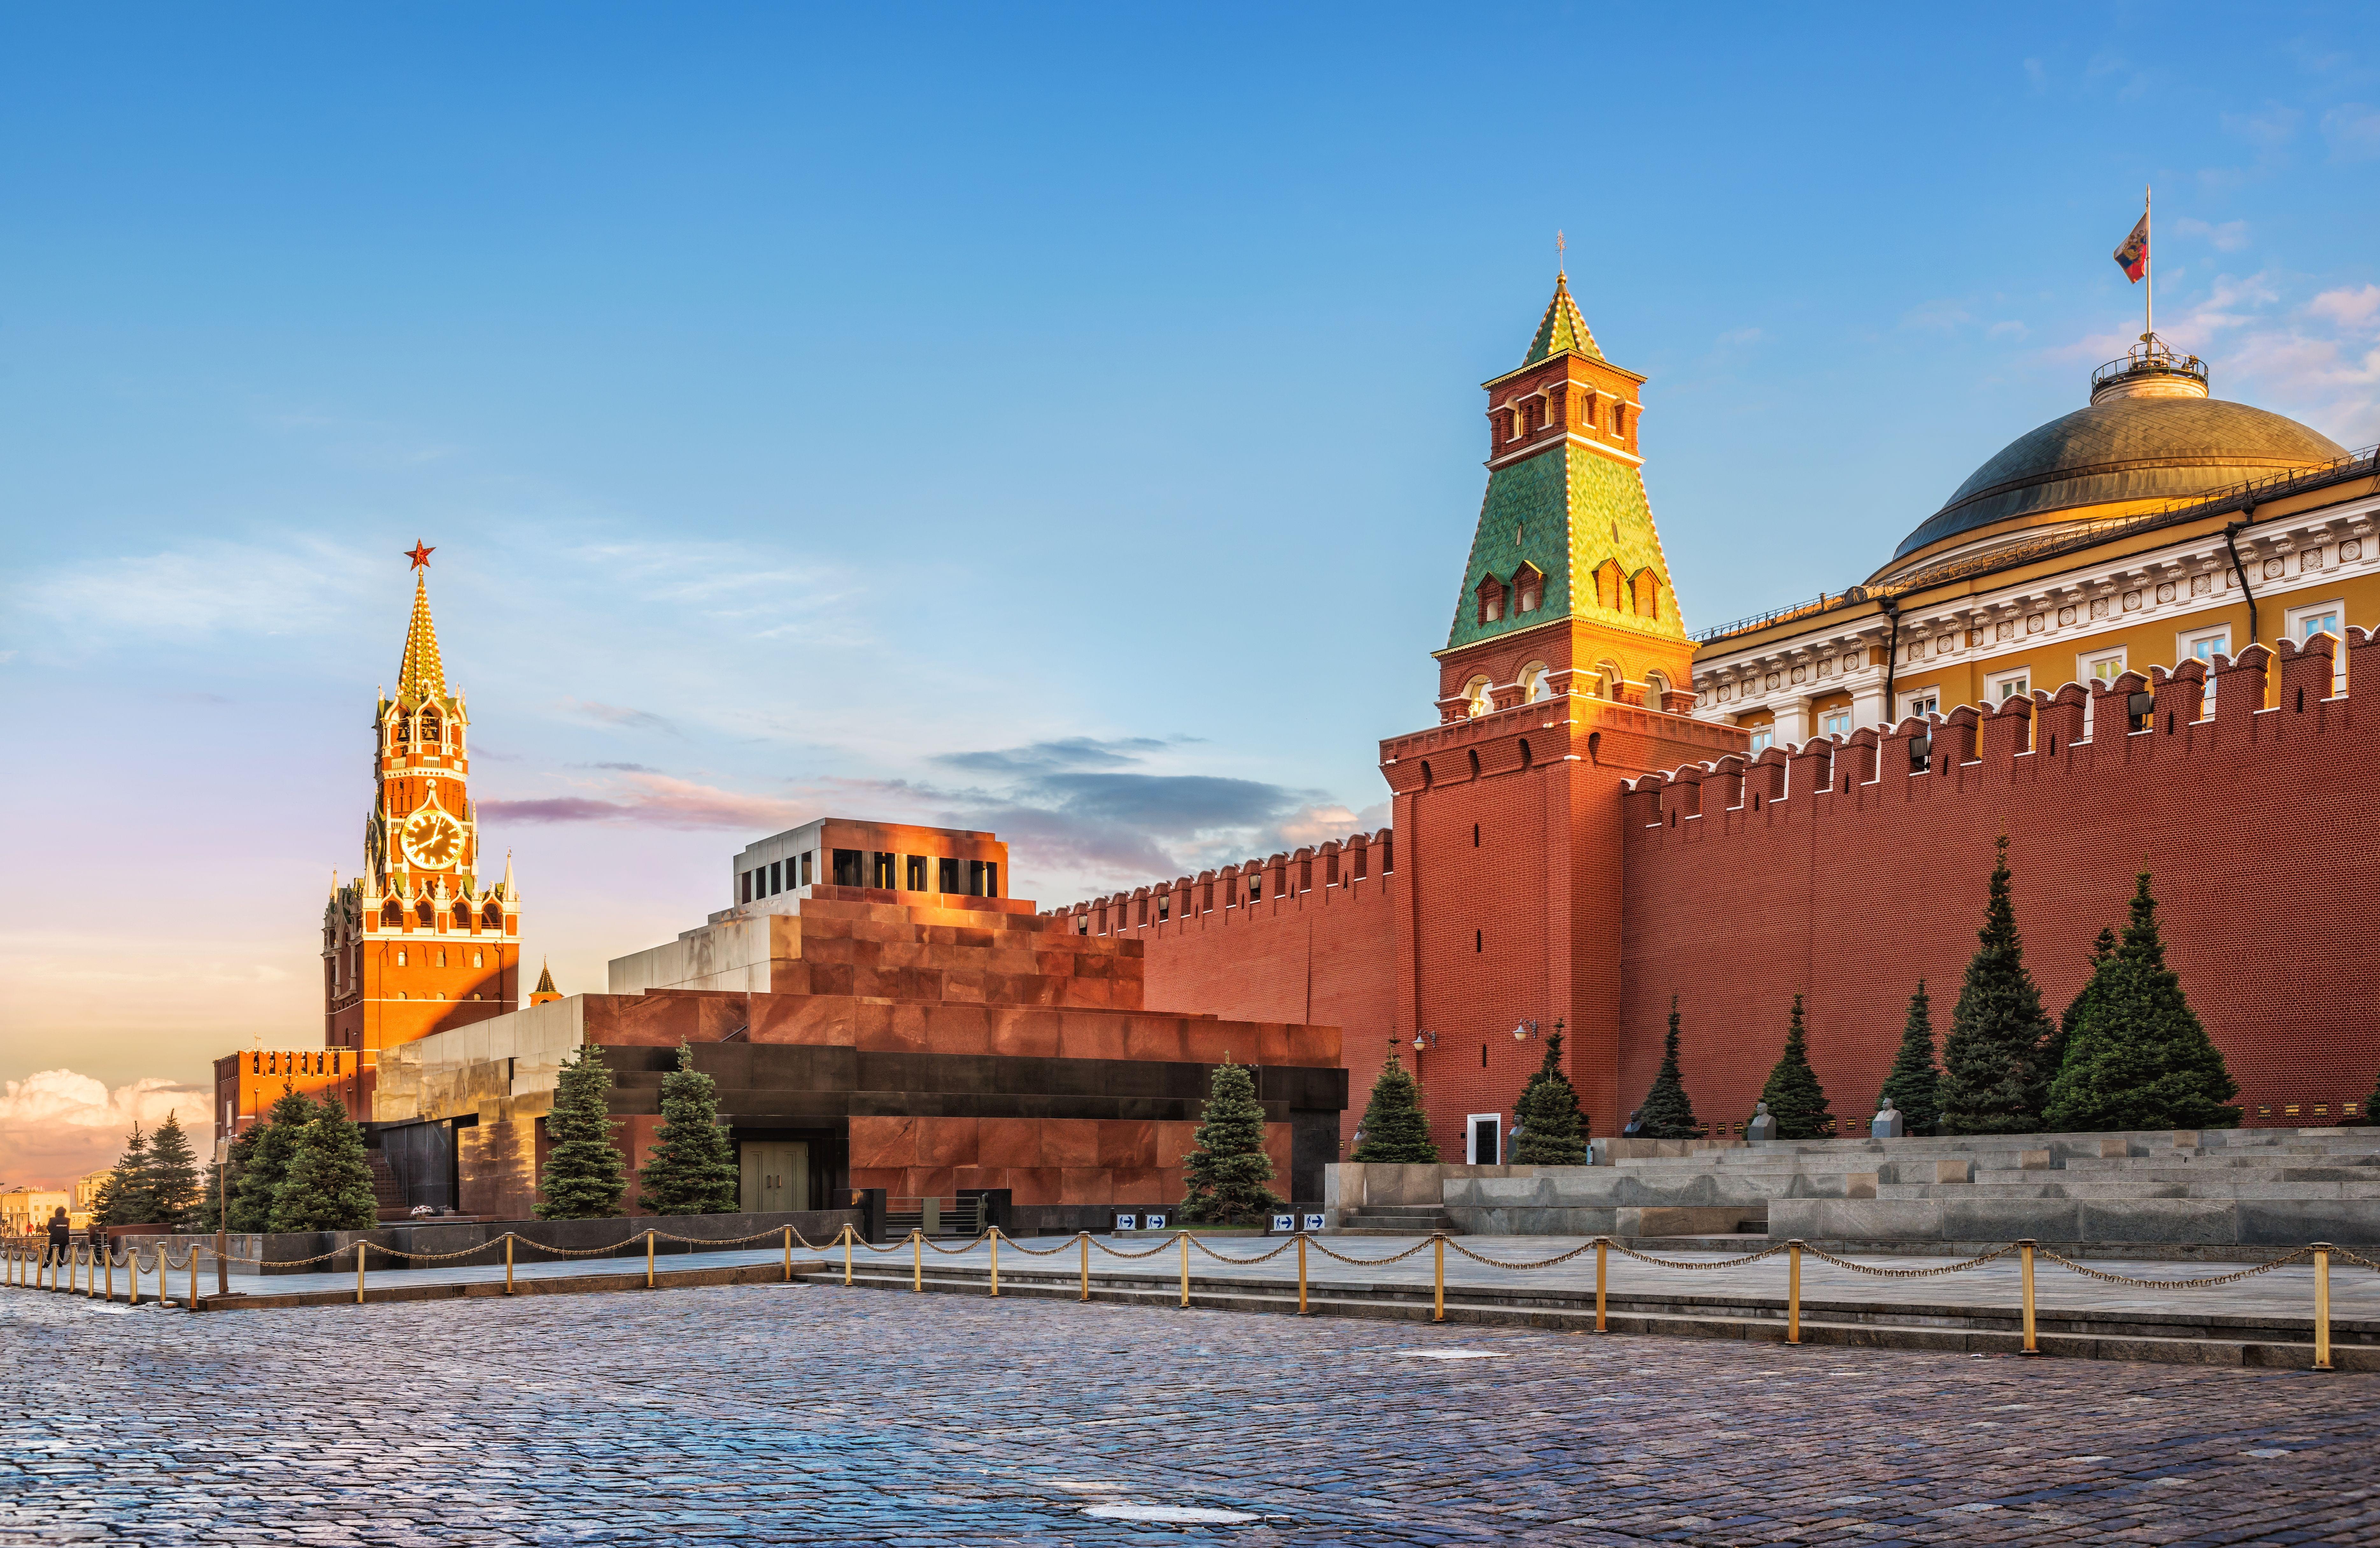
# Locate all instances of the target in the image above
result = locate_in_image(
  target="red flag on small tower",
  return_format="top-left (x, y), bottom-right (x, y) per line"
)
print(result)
top-left (2113, 212), bottom-right (2149, 282)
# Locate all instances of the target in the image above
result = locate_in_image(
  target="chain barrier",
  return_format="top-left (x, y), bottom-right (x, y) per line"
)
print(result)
top-left (1604, 1239), bottom-right (1792, 1270)
top-left (1797, 1242), bottom-right (2020, 1278)
top-left (1448, 1239), bottom-right (1605, 1271)
top-left (1305, 1237), bottom-right (1438, 1266)
top-left (2033, 1243), bottom-right (2315, 1288)
top-left (1187, 1235), bottom-right (1298, 1265)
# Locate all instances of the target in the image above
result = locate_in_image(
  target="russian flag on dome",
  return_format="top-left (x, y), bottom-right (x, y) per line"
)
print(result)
top-left (2113, 211), bottom-right (2149, 282)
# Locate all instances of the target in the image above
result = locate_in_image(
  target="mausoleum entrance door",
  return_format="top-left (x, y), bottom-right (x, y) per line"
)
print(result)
top-left (740, 1141), bottom-right (809, 1215)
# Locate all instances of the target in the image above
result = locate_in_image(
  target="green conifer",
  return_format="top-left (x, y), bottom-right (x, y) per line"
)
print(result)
top-left (2044, 875), bottom-right (2241, 1132)
top-left (1938, 836), bottom-right (2054, 1134)
top-left (1634, 997), bottom-right (1700, 1140)
top-left (269, 1097), bottom-right (379, 1232)
top-left (1876, 981), bottom-right (1943, 1136)
top-left (93, 1122), bottom-right (156, 1226)
top-left (2039, 927), bottom-right (2116, 1104)
top-left (1350, 1052), bottom-right (1438, 1162)
top-left (144, 1112), bottom-right (205, 1228)
top-left (2359, 1067), bottom-right (2380, 1129)
top-left (1179, 1062), bottom-right (1287, 1224)
top-left (1512, 1027), bottom-right (1590, 1163)
top-left (229, 1087), bottom-right (320, 1233)
top-left (1758, 995), bottom-right (1833, 1140)
top-left (635, 1043), bottom-right (741, 1215)
top-left (536, 1043), bottom-right (628, 1220)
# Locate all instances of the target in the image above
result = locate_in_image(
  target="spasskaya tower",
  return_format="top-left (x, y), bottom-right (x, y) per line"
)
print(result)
top-left (321, 543), bottom-right (522, 1113)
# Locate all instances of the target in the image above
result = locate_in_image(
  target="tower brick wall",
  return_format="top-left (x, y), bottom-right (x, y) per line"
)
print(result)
top-left (1619, 631), bottom-right (2376, 1133)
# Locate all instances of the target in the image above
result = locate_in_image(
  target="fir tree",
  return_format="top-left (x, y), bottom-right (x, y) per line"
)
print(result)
top-left (2358, 1066), bottom-right (2380, 1129)
top-left (228, 1087), bottom-right (320, 1234)
top-left (1634, 997), bottom-right (1700, 1140)
top-left (1758, 995), bottom-right (1833, 1140)
top-left (2040, 927), bottom-right (2116, 1103)
top-left (1350, 1052), bottom-right (1438, 1162)
top-left (2044, 874), bottom-right (2241, 1132)
top-left (1938, 836), bottom-right (2055, 1134)
top-left (536, 1043), bottom-right (628, 1219)
top-left (92, 1122), bottom-right (153, 1227)
top-left (269, 1097), bottom-right (379, 1232)
top-left (1179, 1062), bottom-right (1287, 1225)
top-left (1512, 1028), bottom-right (1590, 1163)
top-left (144, 1112), bottom-right (205, 1228)
top-left (208, 1122), bottom-right (266, 1233)
top-left (1877, 981), bottom-right (1943, 1136)
top-left (636, 1043), bottom-right (741, 1215)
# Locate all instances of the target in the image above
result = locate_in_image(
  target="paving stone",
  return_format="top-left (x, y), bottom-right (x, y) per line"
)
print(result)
top-left (2, 1281), bottom-right (2376, 1543)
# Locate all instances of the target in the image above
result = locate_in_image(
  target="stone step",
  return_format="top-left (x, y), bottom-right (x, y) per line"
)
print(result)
top-left (1883, 1181), bottom-right (2380, 1201)
top-left (800, 1267), bottom-right (2380, 1370)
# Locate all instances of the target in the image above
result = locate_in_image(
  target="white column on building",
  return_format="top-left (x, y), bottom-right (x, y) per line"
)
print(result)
top-left (1770, 697), bottom-right (1815, 748)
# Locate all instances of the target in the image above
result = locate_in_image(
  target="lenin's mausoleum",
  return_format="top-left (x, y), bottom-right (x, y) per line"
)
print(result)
top-left (220, 276), bottom-right (2380, 1221)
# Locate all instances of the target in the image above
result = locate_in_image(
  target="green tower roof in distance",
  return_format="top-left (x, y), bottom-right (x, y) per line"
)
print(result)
top-left (1521, 272), bottom-right (1601, 366)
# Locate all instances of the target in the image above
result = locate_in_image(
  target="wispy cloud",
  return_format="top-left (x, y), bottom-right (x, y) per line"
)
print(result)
top-left (2320, 103), bottom-right (2380, 161)
top-left (481, 771), bottom-right (807, 830)
top-left (11, 536), bottom-right (379, 643)
top-left (934, 736), bottom-right (1177, 776)
top-left (0, 1070), bottom-right (212, 1190)
top-left (556, 698), bottom-right (680, 736)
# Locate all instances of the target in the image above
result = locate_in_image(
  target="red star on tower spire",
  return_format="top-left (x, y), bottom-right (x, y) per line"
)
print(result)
top-left (405, 540), bottom-right (435, 570)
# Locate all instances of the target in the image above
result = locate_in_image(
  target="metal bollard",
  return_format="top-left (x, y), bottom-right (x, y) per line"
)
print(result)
top-left (843, 1223), bottom-right (853, 1287)
top-left (189, 1249), bottom-right (200, 1312)
top-left (1786, 1240), bottom-right (1802, 1345)
top-left (104, 1246), bottom-right (113, 1304)
top-left (1179, 1231), bottom-right (1190, 1309)
top-left (646, 1230), bottom-right (656, 1289)
top-left (2018, 1239), bottom-right (2040, 1355)
top-left (2313, 1243), bottom-right (2334, 1372)
top-left (1296, 1233), bottom-right (1310, 1316)
top-left (989, 1227), bottom-right (1000, 1298)
top-left (1079, 1232), bottom-right (1089, 1302)
top-left (356, 1241), bottom-right (366, 1305)
top-left (1433, 1234), bottom-right (1445, 1324)
top-left (506, 1234), bottom-right (516, 1296)
top-left (1595, 1237), bottom-right (1609, 1334)
top-left (784, 1225), bottom-right (793, 1283)
top-left (88, 1245), bottom-right (97, 1299)
top-left (911, 1228), bottom-right (922, 1293)
top-left (129, 1248), bottom-right (140, 1306)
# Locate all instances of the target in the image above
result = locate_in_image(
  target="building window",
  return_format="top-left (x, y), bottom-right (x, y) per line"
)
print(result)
top-left (967, 860), bottom-right (997, 897)
top-left (870, 851), bottom-right (896, 889)
top-left (472, 950), bottom-right (483, 968)
top-left (833, 849), bottom-right (863, 886)
top-left (1821, 712), bottom-right (1851, 738)
top-left (2286, 600), bottom-right (2348, 693)
top-left (1248, 875), bottom-right (1261, 903)
top-left (938, 856), bottom-right (960, 893)
top-left (769, 860), bottom-right (783, 895)
top-left (1477, 575), bottom-right (1505, 624)
top-left (905, 855), bottom-right (927, 891)
top-left (1991, 672), bottom-right (2030, 702)
top-left (740, 870), bottom-right (753, 904)
top-left (396, 949), bottom-right (407, 967)
top-left (2081, 649), bottom-right (2126, 686)
top-left (1463, 676), bottom-right (1493, 718)
top-left (1747, 727), bottom-right (1774, 753)
top-left (1514, 565), bottom-right (1544, 614)
top-left (1900, 691), bottom-right (1939, 721)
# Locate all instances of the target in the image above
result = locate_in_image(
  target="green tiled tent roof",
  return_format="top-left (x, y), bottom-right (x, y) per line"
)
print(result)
top-left (1446, 446), bottom-right (1683, 650)
top-left (1521, 273), bottom-right (1601, 366)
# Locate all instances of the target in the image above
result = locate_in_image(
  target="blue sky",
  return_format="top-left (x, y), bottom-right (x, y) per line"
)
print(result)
top-left (3, 3), bottom-right (2376, 1181)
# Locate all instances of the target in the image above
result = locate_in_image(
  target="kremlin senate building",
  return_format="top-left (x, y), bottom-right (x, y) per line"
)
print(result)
top-left (220, 275), bottom-right (2380, 1222)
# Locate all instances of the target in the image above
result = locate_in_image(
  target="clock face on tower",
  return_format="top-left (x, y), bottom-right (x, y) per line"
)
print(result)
top-left (400, 810), bottom-right (464, 869)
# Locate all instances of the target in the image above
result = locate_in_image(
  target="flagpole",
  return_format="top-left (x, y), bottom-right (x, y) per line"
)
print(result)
top-left (2143, 183), bottom-right (2152, 345)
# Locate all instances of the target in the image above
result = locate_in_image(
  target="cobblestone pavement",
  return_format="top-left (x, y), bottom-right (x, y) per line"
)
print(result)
top-left (4, 1281), bottom-right (2375, 1546)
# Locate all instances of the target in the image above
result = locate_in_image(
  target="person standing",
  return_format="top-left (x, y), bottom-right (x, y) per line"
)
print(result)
top-left (45, 1206), bottom-right (71, 1267)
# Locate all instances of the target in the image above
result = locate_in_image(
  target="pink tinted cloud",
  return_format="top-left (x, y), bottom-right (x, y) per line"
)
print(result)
top-left (481, 772), bottom-right (807, 831)
top-left (0, 1070), bottom-right (212, 1190)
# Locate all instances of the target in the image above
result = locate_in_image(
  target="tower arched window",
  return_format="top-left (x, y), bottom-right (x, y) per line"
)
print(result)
top-left (1462, 676), bottom-right (1494, 719)
top-left (1518, 663), bottom-right (1551, 702)
top-left (483, 903), bottom-right (502, 928)
top-left (382, 901), bottom-right (401, 928)
top-left (1476, 575), bottom-right (1506, 624)
top-left (417, 900), bottom-right (435, 928)
top-left (396, 949), bottom-right (407, 967)
top-left (472, 949), bottom-right (484, 968)
top-left (1595, 560), bottom-right (1625, 611)
top-left (1513, 565), bottom-right (1543, 614)
top-left (1646, 671), bottom-right (1672, 706)
top-left (455, 904), bottom-right (472, 932)
top-left (1631, 570), bottom-right (1661, 619)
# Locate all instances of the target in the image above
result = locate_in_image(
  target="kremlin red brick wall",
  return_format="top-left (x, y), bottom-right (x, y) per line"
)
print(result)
top-left (1619, 633), bottom-right (2376, 1133)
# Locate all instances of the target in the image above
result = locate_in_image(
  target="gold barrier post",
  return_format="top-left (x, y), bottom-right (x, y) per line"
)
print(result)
top-left (104, 1246), bottom-right (113, 1304)
top-left (1079, 1232), bottom-right (1089, 1301)
top-left (1296, 1233), bottom-right (1309, 1316)
top-left (842, 1223), bottom-right (853, 1287)
top-left (1786, 1240), bottom-right (1802, 1345)
top-left (2018, 1239), bottom-right (2040, 1355)
top-left (783, 1225), bottom-right (793, 1283)
top-left (88, 1245), bottom-right (98, 1299)
top-left (2313, 1243), bottom-right (2334, 1371)
top-left (72, 1244), bottom-right (82, 1296)
top-left (911, 1228), bottom-right (922, 1293)
top-left (1179, 1231), bottom-right (1190, 1309)
top-left (989, 1227), bottom-right (1000, 1298)
top-left (1433, 1234), bottom-right (1445, 1324)
top-left (646, 1230), bottom-right (656, 1289)
top-left (355, 1241), bottom-right (366, 1305)
top-left (129, 1249), bottom-right (140, 1306)
top-left (505, 1234), bottom-right (516, 1296)
top-left (1595, 1237), bottom-right (1609, 1334)
top-left (189, 1248), bottom-right (200, 1311)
